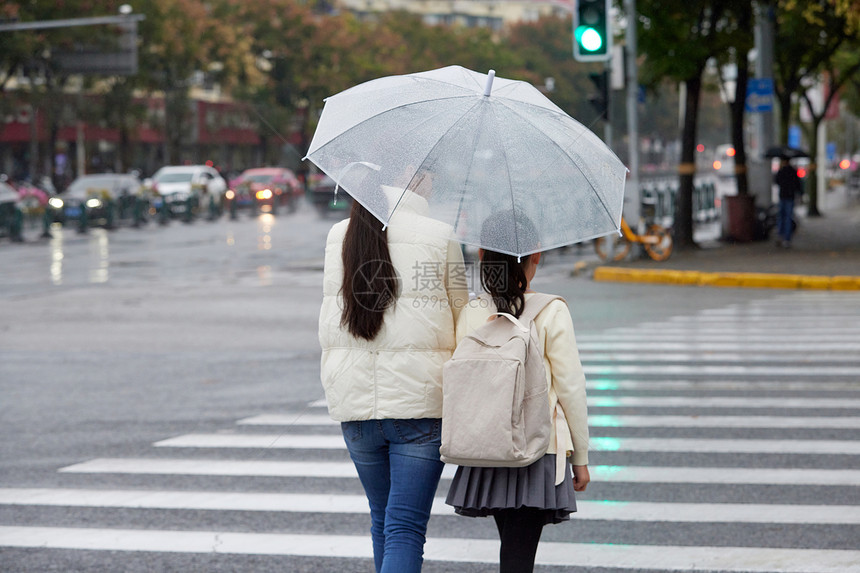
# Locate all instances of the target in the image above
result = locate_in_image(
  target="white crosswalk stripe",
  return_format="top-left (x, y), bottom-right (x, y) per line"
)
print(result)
top-left (3, 488), bottom-right (860, 524)
top-left (153, 432), bottom-right (860, 454)
top-left (56, 457), bottom-right (860, 485)
top-left (2, 291), bottom-right (860, 572)
top-left (3, 526), bottom-right (859, 572)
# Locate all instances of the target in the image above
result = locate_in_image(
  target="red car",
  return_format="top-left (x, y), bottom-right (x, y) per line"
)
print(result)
top-left (228, 167), bottom-right (303, 214)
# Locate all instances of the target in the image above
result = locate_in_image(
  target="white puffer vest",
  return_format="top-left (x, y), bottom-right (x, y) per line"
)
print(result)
top-left (318, 190), bottom-right (466, 421)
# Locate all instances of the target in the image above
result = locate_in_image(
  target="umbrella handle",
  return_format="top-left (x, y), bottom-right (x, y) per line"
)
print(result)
top-left (483, 70), bottom-right (496, 97)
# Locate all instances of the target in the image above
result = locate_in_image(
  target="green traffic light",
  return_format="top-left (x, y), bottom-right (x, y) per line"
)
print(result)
top-left (575, 25), bottom-right (603, 52)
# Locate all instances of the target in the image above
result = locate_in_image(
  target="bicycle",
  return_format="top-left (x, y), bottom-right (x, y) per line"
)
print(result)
top-left (594, 217), bottom-right (674, 262)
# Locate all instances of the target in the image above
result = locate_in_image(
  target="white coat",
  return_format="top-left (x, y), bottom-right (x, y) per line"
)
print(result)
top-left (319, 189), bottom-right (468, 421)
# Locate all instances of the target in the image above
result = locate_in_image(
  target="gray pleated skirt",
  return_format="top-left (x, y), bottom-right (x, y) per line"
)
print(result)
top-left (444, 454), bottom-right (577, 525)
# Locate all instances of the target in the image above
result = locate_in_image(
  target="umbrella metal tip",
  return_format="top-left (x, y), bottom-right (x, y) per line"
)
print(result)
top-left (483, 70), bottom-right (496, 97)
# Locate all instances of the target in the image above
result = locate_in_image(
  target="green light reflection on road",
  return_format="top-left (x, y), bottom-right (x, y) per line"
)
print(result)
top-left (590, 380), bottom-right (620, 391)
top-left (588, 415), bottom-right (623, 427)
top-left (590, 437), bottom-right (623, 451)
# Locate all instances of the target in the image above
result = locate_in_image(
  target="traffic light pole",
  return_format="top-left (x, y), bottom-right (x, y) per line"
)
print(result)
top-left (603, 64), bottom-right (612, 148)
top-left (588, 69), bottom-right (611, 144)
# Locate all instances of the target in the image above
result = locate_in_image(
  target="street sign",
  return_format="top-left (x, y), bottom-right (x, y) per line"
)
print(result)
top-left (788, 125), bottom-right (802, 149)
top-left (0, 14), bottom-right (144, 76)
top-left (745, 78), bottom-right (774, 113)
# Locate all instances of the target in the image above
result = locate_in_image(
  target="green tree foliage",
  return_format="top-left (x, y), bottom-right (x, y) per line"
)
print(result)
top-left (773, 0), bottom-right (860, 215)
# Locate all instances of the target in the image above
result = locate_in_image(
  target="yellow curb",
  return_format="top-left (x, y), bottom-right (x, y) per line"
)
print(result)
top-left (697, 273), bottom-right (740, 287)
top-left (593, 267), bottom-right (860, 290)
top-left (592, 267), bottom-right (637, 283)
top-left (831, 276), bottom-right (860, 290)
top-left (737, 273), bottom-right (801, 289)
top-left (800, 276), bottom-right (833, 290)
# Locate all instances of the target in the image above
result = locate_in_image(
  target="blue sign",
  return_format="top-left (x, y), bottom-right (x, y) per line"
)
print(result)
top-left (788, 125), bottom-right (802, 149)
top-left (827, 142), bottom-right (836, 162)
top-left (745, 78), bottom-right (774, 113)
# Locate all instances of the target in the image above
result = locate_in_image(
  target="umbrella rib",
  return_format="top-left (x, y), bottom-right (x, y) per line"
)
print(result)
top-left (485, 101), bottom-right (520, 254)
top-left (496, 98), bottom-right (621, 226)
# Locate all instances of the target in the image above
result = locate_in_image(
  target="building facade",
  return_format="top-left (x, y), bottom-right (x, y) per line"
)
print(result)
top-left (342, 0), bottom-right (574, 30)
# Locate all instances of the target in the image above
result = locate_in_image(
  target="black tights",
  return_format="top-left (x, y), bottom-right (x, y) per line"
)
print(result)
top-left (493, 507), bottom-right (547, 573)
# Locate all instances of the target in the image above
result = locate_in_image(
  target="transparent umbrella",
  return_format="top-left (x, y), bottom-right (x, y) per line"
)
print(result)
top-left (305, 65), bottom-right (627, 257)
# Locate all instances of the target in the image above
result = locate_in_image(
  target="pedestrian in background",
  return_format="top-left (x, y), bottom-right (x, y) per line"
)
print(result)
top-left (318, 187), bottom-right (468, 573)
top-left (445, 213), bottom-right (590, 573)
top-left (774, 158), bottom-right (802, 247)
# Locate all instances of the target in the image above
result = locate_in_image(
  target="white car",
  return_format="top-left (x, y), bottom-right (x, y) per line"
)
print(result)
top-left (147, 165), bottom-right (227, 218)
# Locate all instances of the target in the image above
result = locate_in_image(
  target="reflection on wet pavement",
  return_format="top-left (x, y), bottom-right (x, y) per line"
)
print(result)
top-left (49, 226), bottom-right (109, 285)
top-left (89, 229), bottom-right (109, 284)
top-left (1, 205), bottom-right (337, 295)
top-left (49, 227), bottom-right (64, 286)
top-left (258, 214), bottom-right (274, 251)
top-left (257, 265), bottom-right (272, 286)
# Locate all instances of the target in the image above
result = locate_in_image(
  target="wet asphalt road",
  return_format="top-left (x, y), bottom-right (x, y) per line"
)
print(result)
top-left (1, 200), bottom-right (859, 572)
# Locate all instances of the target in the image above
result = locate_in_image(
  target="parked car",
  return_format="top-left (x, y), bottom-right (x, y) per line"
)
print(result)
top-left (228, 167), bottom-right (303, 214)
top-left (56, 173), bottom-right (146, 228)
top-left (146, 165), bottom-right (227, 220)
top-left (307, 170), bottom-right (350, 216)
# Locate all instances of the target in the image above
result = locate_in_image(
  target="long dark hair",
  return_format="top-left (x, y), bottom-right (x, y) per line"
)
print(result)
top-left (340, 201), bottom-right (399, 340)
top-left (479, 211), bottom-right (539, 319)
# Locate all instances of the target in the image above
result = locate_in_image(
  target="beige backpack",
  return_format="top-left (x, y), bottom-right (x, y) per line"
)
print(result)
top-left (440, 293), bottom-right (562, 467)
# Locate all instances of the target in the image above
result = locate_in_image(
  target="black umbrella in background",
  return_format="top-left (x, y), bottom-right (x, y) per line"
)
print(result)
top-left (764, 145), bottom-right (810, 159)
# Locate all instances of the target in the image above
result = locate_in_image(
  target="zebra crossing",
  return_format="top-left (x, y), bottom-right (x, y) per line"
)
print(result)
top-left (2, 291), bottom-right (860, 571)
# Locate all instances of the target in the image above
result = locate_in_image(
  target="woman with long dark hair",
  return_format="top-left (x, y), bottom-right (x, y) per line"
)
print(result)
top-left (319, 187), bottom-right (468, 573)
top-left (445, 211), bottom-right (591, 573)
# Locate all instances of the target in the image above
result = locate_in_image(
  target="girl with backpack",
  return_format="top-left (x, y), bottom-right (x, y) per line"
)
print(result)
top-left (319, 188), bottom-right (468, 573)
top-left (445, 212), bottom-right (591, 573)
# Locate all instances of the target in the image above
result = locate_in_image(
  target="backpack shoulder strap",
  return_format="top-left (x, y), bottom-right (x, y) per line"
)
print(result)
top-left (519, 293), bottom-right (565, 324)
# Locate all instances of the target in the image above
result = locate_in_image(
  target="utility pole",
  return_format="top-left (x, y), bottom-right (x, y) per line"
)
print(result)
top-left (624, 0), bottom-right (640, 227)
top-left (752, 1), bottom-right (776, 208)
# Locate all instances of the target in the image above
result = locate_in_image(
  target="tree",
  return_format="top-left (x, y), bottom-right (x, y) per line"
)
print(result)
top-left (773, 0), bottom-right (860, 215)
top-left (135, 0), bottom-right (219, 164)
top-left (722, 1), bottom-right (754, 197)
top-left (0, 0), bottom-right (125, 181)
top-left (634, 0), bottom-right (733, 249)
top-left (101, 77), bottom-right (148, 173)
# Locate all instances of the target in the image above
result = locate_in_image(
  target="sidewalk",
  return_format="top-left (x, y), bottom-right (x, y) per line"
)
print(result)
top-left (592, 185), bottom-right (860, 290)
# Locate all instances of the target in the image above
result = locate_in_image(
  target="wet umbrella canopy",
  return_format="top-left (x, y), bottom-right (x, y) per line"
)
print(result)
top-left (305, 66), bottom-right (627, 257)
top-left (764, 146), bottom-right (810, 160)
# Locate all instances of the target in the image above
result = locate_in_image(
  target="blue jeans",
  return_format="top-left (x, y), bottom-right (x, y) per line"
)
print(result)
top-left (778, 199), bottom-right (795, 242)
top-left (342, 418), bottom-right (444, 573)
